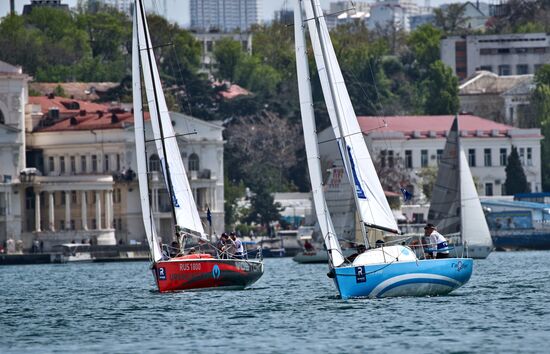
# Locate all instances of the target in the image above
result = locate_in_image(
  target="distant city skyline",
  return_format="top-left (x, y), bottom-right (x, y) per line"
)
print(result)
top-left (1, 0), bottom-right (472, 27)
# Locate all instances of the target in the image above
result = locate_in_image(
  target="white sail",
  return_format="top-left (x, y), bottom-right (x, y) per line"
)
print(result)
top-left (132, 7), bottom-right (163, 262)
top-left (305, 0), bottom-right (399, 234)
top-left (135, 0), bottom-right (205, 238)
top-left (294, 0), bottom-right (344, 267)
top-left (459, 150), bottom-right (493, 247)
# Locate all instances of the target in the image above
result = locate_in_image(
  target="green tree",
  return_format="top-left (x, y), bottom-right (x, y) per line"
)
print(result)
top-left (532, 64), bottom-right (550, 190)
top-left (224, 176), bottom-right (246, 229)
top-left (423, 60), bottom-right (459, 115)
top-left (433, 4), bottom-right (469, 35)
top-left (504, 147), bottom-right (530, 195)
top-left (245, 190), bottom-right (282, 230)
top-left (418, 166), bottom-right (438, 201)
top-left (213, 38), bottom-right (243, 82)
top-left (407, 24), bottom-right (442, 72)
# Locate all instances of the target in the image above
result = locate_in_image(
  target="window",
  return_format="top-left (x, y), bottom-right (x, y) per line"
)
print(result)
top-left (206, 41), bottom-right (213, 52)
top-left (61, 191), bottom-right (66, 205)
top-left (92, 155), bottom-right (97, 172)
top-left (405, 150), bottom-right (412, 169)
top-left (70, 220), bottom-right (75, 230)
top-left (497, 48), bottom-right (510, 54)
top-left (527, 147), bottom-right (532, 165)
top-left (49, 157), bottom-right (54, 173)
top-left (115, 188), bottom-right (121, 203)
top-left (516, 64), bottom-right (529, 75)
top-left (485, 183), bottom-right (494, 196)
top-left (499, 65), bottom-right (511, 76)
top-left (421, 150), bottom-right (428, 167)
top-left (484, 148), bottom-right (492, 166)
top-left (189, 153), bottom-right (200, 171)
top-left (500, 148), bottom-right (507, 166)
top-left (380, 150), bottom-right (387, 168)
top-left (60, 220), bottom-right (65, 231)
top-left (436, 149), bottom-right (443, 165)
top-left (116, 154), bottom-right (121, 171)
top-left (480, 48), bottom-right (492, 55)
top-left (71, 191), bottom-right (77, 203)
top-left (104, 154), bottom-right (109, 172)
top-left (70, 156), bottom-right (76, 173)
top-left (81, 156), bottom-right (86, 173)
top-left (149, 154), bottom-right (160, 172)
top-left (468, 149), bottom-right (476, 167)
top-left (92, 218), bottom-right (97, 229)
top-left (387, 150), bottom-right (394, 168)
top-left (60, 156), bottom-right (65, 174)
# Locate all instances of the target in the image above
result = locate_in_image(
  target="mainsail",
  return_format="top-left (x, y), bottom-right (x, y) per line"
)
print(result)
top-left (132, 8), bottom-right (163, 262)
top-left (303, 0), bottom-right (399, 235)
top-left (428, 118), bottom-right (461, 234)
top-left (294, 1), bottom-right (344, 267)
top-left (134, 0), bottom-right (205, 239)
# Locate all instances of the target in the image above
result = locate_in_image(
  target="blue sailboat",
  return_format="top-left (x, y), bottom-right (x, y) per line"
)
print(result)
top-left (294, 0), bottom-right (473, 299)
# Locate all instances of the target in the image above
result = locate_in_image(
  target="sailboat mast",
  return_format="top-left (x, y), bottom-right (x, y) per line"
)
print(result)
top-left (308, 0), bottom-right (369, 247)
top-left (456, 114), bottom-right (464, 239)
top-left (136, 0), bottom-right (178, 229)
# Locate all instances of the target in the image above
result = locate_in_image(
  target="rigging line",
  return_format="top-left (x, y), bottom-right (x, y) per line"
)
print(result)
top-left (302, 7), bottom-right (358, 23)
top-left (145, 131), bottom-right (197, 143)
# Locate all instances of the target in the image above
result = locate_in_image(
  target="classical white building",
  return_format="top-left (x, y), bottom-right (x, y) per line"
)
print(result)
top-left (441, 32), bottom-right (550, 80)
top-left (0, 61), bottom-right (28, 248)
top-left (0, 61), bottom-right (224, 251)
top-left (318, 114), bottom-right (543, 199)
top-left (368, 0), bottom-right (418, 32)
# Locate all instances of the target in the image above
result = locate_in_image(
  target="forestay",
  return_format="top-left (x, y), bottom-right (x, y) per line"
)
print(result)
top-left (132, 7), bottom-right (163, 262)
top-left (135, 0), bottom-right (205, 239)
top-left (294, 0), bottom-right (344, 267)
top-left (305, 0), bottom-right (399, 234)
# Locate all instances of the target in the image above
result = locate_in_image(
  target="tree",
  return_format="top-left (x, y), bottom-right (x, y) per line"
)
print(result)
top-left (213, 38), bottom-right (243, 82)
top-left (423, 60), bottom-right (459, 115)
top-left (407, 24), bottom-right (443, 72)
top-left (531, 64), bottom-right (550, 190)
top-left (224, 176), bottom-right (246, 229)
top-left (245, 190), bottom-right (282, 230)
top-left (504, 147), bottom-right (530, 195)
top-left (433, 4), bottom-right (469, 35)
top-left (418, 166), bottom-right (438, 201)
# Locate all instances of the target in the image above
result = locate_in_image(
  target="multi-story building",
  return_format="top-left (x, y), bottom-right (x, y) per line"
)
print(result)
top-left (22, 0), bottom-right (69, 14)
top-left (368, 0), bottom-right (418, 32)
top-left (459, 71), bottom-right (535, 126)
top-left (0, 60), bottom-right (225, 251)
top-left (318, 114), bottom-right (542, 199)
top-left (441, 32), bottom-right (550, 80)
top-left (325, 1), bottom-right (370, 30)
top-left (190, 0), bottom-right (261, 32)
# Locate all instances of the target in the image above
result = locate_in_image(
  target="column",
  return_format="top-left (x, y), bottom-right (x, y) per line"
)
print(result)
top-left (48, 192), bottom-right (55, 231)
top-left (65, 191), bottom-right (70, 230)
top-left (104, 190), bottom-right (111, 229)
top-left (95, 191), bottom-right (102, 229)
top-left (81, 191), bottom-right (88, 230)
top-left (35, 192), bottom-right (41, 232)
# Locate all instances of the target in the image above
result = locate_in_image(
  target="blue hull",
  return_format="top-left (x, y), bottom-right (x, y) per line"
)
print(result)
top-left (334, 258), bottom-right (473, 299)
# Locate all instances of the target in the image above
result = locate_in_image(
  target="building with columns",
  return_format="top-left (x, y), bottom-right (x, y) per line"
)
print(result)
top-left (0, 60), bottom-right (224, 251)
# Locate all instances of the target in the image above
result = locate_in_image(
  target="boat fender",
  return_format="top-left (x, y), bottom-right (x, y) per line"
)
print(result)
top-left (327, 268), bottom-right (335, 279)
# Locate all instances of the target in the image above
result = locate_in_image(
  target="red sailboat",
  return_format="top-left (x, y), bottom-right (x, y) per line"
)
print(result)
top-left (132, 0), bottom-right (263, 293)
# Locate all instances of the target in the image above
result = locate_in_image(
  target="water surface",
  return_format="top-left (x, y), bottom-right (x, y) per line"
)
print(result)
top-left (1, 251), bottom-right (549, 353)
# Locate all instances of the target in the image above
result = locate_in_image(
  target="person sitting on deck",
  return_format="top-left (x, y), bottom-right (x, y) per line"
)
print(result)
top-left (346, 244), bottom-right (367, 263)
top-left (424, 223), bottom-right (449, 259)
top-left (230, 232), bottom-right (244, 259)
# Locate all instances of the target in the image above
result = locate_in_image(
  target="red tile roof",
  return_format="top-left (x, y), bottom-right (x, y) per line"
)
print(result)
top-left (357, 114), bottom-right (522, 139)
top-left (29, 95), bottom-right (146, 132)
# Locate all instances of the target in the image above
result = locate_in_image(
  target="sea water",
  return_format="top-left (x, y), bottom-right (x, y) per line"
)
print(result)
top-left (1, 251), bottom-right (549, 353)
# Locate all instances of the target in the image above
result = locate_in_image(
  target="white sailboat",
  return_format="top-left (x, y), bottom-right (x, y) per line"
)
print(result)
top-left (294, 0), bottom-right (473, 298)
top-left (427, 116), bottom-right (494, 259)
top-left (132, 0), bottom-right (263, 292)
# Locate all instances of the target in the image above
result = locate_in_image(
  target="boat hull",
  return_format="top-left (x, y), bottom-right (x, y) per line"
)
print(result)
top-left (333, 258), bottom-right (473, 299)
top-left (293, 248), bottom-right (355, 264)
top-left (491, 230), bottom-right (550, 250)
top-left (152, 259), bottom-right (264, 293)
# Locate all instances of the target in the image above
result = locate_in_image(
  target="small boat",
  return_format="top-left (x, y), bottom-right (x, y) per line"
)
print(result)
top-left (52, 244), bottom-right (93, 262)
top-left (294, 0), bottom-right (472, 299)
top-left (426, 116), bottom-right (494, 259)
top-left (132, 0), bottom-right (263, 292)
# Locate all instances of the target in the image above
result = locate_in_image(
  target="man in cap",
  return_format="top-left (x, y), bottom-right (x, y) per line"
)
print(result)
top-left (424, 223), bottom-right (449, 259)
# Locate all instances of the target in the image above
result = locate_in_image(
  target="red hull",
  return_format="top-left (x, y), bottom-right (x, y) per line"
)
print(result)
top-left (152, 258), bottom-right (264, 293)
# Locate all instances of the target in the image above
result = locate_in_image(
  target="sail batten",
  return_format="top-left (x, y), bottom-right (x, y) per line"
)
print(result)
top-left (135, 0), bottom-right (205, 239)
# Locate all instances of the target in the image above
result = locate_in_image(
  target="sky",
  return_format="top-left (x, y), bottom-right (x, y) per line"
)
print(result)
top-left (1, 0), bottom-right (469, 27)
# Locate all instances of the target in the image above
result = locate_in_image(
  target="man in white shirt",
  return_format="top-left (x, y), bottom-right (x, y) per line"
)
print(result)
top-left (424, 223), bottom-right (449, 259)
top-left (230, 232), bottom-right (245, 259)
